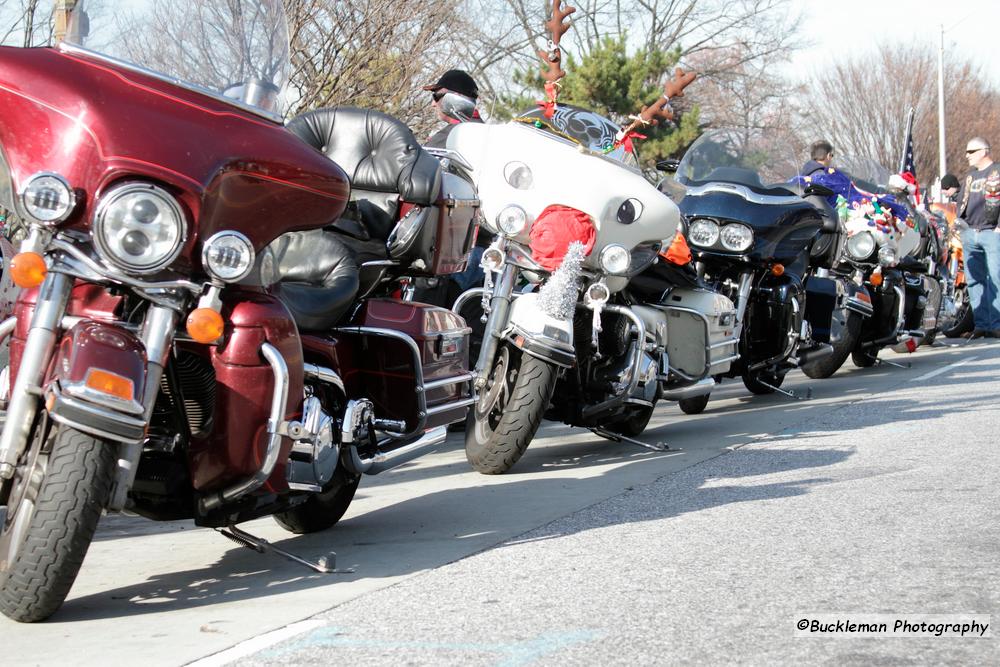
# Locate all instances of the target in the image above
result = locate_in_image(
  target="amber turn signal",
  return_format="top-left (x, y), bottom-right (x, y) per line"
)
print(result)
top-left (870, 271), bottom-right (884, 287)
top-left (770, 263), bottom-right (785, 277)
top-left (9, 251), bottom-right (47, 288)
top-left (85, 369), bottom-right (135, 402)
top-left (186, 308), bottom-right (225, 343)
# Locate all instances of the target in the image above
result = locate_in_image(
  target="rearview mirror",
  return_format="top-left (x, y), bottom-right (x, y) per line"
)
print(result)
top-left (656, 158), bottom-right (680, 173)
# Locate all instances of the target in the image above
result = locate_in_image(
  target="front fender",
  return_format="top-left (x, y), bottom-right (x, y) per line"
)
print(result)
top-left (506, 293), bottom-right (576, 368)
top-left (47, 321), bottom-right (148, 443)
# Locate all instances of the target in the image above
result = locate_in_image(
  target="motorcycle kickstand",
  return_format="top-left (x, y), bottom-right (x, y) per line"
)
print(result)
top-left (590, 427), bottom-right (675, 453)
top-left (875, 358), bottom-right (912, 369)
top-left (759, 380), bottom-right (812, 400)
top-left (217, 524), bottom-right (354, 574)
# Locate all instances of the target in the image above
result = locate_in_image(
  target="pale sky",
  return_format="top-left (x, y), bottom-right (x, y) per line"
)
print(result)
top-left (789, 0), bottom-right (1000, 85)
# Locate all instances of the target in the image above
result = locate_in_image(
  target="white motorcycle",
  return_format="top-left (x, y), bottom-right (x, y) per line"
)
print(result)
top-left (441, 104), bottom-right (738, 474)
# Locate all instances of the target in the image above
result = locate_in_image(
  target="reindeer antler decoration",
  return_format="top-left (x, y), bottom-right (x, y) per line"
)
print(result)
top-left (536, 0), bottom-right (576, 118)
top-left (614, 67), bottom-right (698, 152)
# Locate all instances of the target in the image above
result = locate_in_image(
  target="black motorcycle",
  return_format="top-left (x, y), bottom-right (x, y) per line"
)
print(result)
top-left (669, 130), bottom-right (870, 394)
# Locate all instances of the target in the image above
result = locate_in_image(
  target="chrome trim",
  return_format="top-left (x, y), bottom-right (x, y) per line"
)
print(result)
top-left (0, 272), bottom-right (73, 479)
top-left (659, 305), bottom-right (739, 383)
top-left (199, 343), bottom-right (288, 513)
top-left (424, 373), bottom-right (475, 392)
top-left (354, 426), bottom-right (448, 476)
top-left (0, 140), bottom-right (14, 212)
top-left (62, 381), bottom-right (144, 416)
top-left (422, 147), bottom-right (475, 172)
top-left (58, 42), bottom-right (284, 124)
top-left (603, 305), bottom-right (647, 399)
top-left (47, 392), bottom-right (146, 443)
top-left (426, 396), bottom-right (477, 415)
top-left (684, 182), bottom-right (803, 206)
top-left (50, 237), bottom-right (204, 294)
top-left (659, 377), bottom-right (716, 401)
top-left (0, 316), bottom-right (16, 346)
top-left (303, 363), bottom-right (346, 395)
top-left (472, 263), bottom-right (517, 386)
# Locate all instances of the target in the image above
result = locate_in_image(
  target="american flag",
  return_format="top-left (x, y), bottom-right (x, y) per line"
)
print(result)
top-left (900, 107), bottom-right (916, 180)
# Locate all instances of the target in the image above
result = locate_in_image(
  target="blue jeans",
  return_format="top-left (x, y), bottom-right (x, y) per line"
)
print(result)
top-left (451, 246), bottom-right (485, 292)
top-left (960, 228), bottom-right (1000, 330)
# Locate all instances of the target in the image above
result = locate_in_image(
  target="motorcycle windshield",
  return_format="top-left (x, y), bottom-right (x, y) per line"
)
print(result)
top-left (63, 0), bottom-right (290, 120)
top-left (675, 129), bottom-right (798, 193)
top-left (832, 156), bottom-right (891, 194)
top-left (516, 105), bottom-right (640, 169)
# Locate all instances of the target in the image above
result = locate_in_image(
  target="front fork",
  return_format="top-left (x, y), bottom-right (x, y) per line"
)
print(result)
top-left (473, 262), bottom-right (516, 390)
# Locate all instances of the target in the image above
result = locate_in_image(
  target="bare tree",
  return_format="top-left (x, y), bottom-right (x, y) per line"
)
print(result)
top-left (0, 0), bottom-right (54, 46)
top-left (805, 42), bottom-right (1000, 184)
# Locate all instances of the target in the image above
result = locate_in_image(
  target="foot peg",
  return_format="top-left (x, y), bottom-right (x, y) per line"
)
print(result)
top-left (591, 427), bottom-right (675, 452)
top-left (218, 524), bottom-right (354, 574)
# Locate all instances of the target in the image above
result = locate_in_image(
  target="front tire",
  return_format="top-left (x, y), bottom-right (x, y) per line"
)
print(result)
top-left (0, 418), bottom-right (116, 622)
top-left (273, 467), bottom-right (361, 535)
top-left (465, 344), bottom-right (558, 474)
top-left (801, 311), bottom-right (863, 379)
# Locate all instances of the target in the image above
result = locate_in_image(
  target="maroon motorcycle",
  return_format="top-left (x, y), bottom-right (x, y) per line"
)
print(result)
top-left (0, 0), bottom-right (478, 622)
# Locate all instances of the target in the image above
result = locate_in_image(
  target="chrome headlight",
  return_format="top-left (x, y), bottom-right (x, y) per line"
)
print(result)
top-left (846, 231), bottom-right (876, 260)
top-left (719, 223), bottom-right (753, 252)
top-left (21, 172), bottom-right (75, 224)
top-left (688, 218), bottom-right (720, 247)
top-left (93, 182), bottom-right (186, 274)
top-left (503, 162), bottom-right (533, 190)
top-left (599, 244), bottom-right (631, 274)
top-left (202, 231), bottom-right (255, 282)
top-left (496, 204), bottom-right (528, 236)
top-left (878, 245), bottom-right (898, 267)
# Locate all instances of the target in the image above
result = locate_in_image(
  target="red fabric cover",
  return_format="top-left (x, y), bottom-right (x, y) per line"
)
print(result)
top-left (529, 205), bottom-right (597, 271)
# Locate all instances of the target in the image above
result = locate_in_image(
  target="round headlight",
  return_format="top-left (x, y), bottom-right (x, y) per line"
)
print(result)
top-left (202, 231), bottom-right (255, 282)
top-left (878, 245), bottom-right (898, 267)
top-left (719, 223), bottom-right (753, 252)
top-left (688, 218), bottom-right (720, 247)
top-left (599, 244), bottom-right (631, 275)
top-left (496, 205), bottom-right (528, 236)
top-left (21, 172), bottom-right (75, 224)
top-left (846, 231), bottom-right (876, 260)
top-left (93, 182), bottom-right (186, 274)
top-left (503, 162), bottom-right (533, 190)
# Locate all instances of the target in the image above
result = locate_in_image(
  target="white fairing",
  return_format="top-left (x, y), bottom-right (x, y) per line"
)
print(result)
top-left (446, 122), bottom-right (679, 270)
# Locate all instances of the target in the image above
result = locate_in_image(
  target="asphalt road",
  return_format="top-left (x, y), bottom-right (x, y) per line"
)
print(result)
top-left (2, 339), bottom-right (997, 665)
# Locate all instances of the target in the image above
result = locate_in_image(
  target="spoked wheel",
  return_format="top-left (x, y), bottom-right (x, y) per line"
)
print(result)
top-left (465, 344), bottom-right (558, 474)
top-left (741, 369), bottom-right (784, 395)
top-left (942, 288), bottom-right (974, 338)
top-left (678, 393), bottom-right (711, 415)
top-left (0, 411), bottom-right (116, 622)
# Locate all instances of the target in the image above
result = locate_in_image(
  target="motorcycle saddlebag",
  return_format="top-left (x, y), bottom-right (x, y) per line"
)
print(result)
top-left (658, 287), bottom-right (738, 378)
top-left (389, 171), bottom-right (479, 276)
top-left (340, 298), bottom-right (473, 429)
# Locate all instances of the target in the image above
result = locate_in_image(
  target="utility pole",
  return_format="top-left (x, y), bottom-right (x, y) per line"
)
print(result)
top-left (937, 23), bottom-right (947, 180)
top-left (53, 0), bottom-right (77, 44)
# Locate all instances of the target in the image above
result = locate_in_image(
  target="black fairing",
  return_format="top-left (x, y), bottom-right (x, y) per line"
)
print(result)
top-left (680, 191), bottom-right (823, 265)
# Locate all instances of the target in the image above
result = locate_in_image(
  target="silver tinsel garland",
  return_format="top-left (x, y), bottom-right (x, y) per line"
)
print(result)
top-left (537, 241), bottom-right (585, 320)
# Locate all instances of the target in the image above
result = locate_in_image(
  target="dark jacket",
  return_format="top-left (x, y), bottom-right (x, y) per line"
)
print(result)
top-left (800, 160), bottom-right (828, 177)
top-left (959, 162), bottom-right (1000, 230)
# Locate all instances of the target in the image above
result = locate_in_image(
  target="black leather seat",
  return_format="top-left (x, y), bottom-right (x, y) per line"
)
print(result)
top-left (287, 106), bottom-right (443, 241)
top-left (265, 229), bottom-right (360, 331)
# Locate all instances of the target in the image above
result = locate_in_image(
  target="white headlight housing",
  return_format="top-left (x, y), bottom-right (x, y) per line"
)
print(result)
top-left (202, 231), bottom-right (255, 282)
top-left (688, 218), bottom-right (720, 247)
top-left (503, 162), bottom-right (533, 190)
top-left (719, 223), bottom-right (754, 252)
top-left (599, 244), bottom-right (631, 275)
top-left (878, 245), bottom-right (898, 267)
top-left (93, 182), bottom-right (186, 274)
top-left (496, 205), bottom-right (528, 236)
top-left (846, 231), bottom-right (876, 260)
top-left (21, 172), bottom-right (75, 224)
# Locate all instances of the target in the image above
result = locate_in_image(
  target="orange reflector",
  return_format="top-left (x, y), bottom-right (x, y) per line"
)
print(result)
top-left (770, 263), bottom-right (785, 277)
top-left (85, 369), bottom-right (135, 402)
top-left (870, 272), bottom-right (884, 287)
top-left (9, 252), bottom-right (47, 288)
top-left (186, 308), bottom-right (225, 343)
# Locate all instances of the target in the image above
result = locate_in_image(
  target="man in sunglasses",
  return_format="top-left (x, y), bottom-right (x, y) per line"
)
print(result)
top-left (422, 69), bottom-right (483, 148)
top-left (958, 137), bottom-right (1000, 338)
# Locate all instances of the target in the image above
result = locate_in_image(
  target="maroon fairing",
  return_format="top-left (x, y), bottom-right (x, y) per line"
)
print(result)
top-left (0, 46), bottom-right (350, 256)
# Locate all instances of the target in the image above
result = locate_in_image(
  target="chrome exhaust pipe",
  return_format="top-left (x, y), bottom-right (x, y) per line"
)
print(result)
top-left (347, 426), bottom-right (448, 475)
top-left (660, 377), bottom-right (716, 401)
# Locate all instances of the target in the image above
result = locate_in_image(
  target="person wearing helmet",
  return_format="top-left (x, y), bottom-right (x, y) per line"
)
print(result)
top-left (423, 69), bottom-right (483, 148)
